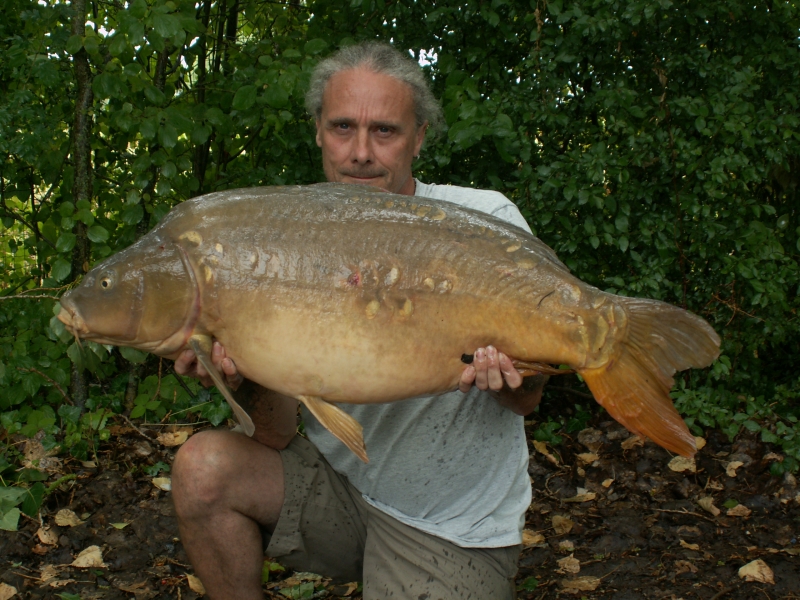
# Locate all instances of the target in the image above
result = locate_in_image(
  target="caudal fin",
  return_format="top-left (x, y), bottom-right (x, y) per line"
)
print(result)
top-left (579, 298), bottom-right (720, 457)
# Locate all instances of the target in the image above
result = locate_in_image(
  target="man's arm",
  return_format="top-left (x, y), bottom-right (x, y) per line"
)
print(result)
top-left (459, 345), bottom-right (547, 416)
top-left (174, 342), bottom-right (298, 449)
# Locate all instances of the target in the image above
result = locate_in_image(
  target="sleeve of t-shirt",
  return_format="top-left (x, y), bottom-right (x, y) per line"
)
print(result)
top-left (415, 181), bottom-right (532, 234)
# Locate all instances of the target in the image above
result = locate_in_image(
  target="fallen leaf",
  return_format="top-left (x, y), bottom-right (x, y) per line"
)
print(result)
top-left (668, 456), bottom-right (696, 473)
top-left (557, 540), bottom-right (575, 553)
top-left (564, 488), bottom-right (596, 503)
top-left (110, 522), bottom-right (130, 530)
top-left (533, 440), bottom-right (559, 466)
top-left (40, 564), bottom-right (60, 584)
top-left (31, 544), bottom-right (52, 555)
top-left (118, 581), bottom-right (149, 593)
top-left (784, 548), bottom-right (800, 556)
top-left (132, 440), bottom-right (154, 457)
top-left (156, 429), bottom-right (190, 447)
top-left (726, 461), bottom-right (744, 477)
top-left (739, 559), bottom-right (774, 584)
top-left (331, 582), bottom-right (359, 597)
top-left (71, 545), bottom-right (107, 568)
top-left (47, 579), bottom-right (76, 589)
top-left (560, 576), bottom-right (601, 592)
top-left (280, 572), bottom-right (323, 588)
top-left (0, 583), bottom-right (17, 600)
top-left (694, 436), bottom-right (707, 450)
top-left (522, 529), bottom-right (545, 547)
top-left (621, 435), bottom-right (645, 450)
top-left (552, 515), bottom-right (574, 535)
top-left (54, 509), bottom-right (84, 527)
top-left (680, 539), bottom-right (700, 551)
top-left (727, 504), bottom-right (752, 517)
top-left (576, 452), bottom-right (599, 465)
top-left (577, 428), bottom-right (604, 452)
top-left (152, 477), bottom-right (172, 491)
top-left (601, 478), bottom-right (614, 488)
top-left (675, 559), bottom-right (698, 574)
top-left (187, 574), bottom-right (205, 595)
top-left (556, 555), bottom-right (581, 574)
top-left (698, 496), bottom-right (721, 516)
top-left (36, 527), bottom-right (58, 545)
top-left (81, 460), bottom-right (97, 468)
top-left (763, 452), bottom-right (783, 462)
top-left (706, 478), bottom-right (724, 491)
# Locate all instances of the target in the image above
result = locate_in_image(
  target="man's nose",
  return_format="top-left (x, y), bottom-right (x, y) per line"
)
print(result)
top-left (351, 129), bottom-right (372, 163)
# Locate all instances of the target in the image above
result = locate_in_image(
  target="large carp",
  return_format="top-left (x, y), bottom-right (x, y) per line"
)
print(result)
top-left (58, 183), bottom-right (720, 461)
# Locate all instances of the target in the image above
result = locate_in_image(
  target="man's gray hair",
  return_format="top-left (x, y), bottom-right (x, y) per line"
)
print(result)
top-left (305, 41), bottom-right (444, 133)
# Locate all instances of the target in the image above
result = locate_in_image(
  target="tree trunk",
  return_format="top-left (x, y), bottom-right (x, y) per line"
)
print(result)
top-left (70, 0), bottom-right (93, 408)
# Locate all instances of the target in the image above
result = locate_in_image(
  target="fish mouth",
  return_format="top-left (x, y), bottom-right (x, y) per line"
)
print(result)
top-left (57, 302), bottom-right (88, 338)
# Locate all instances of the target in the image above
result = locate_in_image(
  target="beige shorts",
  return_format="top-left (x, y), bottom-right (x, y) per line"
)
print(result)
top-left (264, 436), bottom-right (520, 600)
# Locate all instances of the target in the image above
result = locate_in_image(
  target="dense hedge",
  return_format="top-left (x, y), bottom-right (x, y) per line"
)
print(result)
top-left (1, 0), bottom-right (798, 492)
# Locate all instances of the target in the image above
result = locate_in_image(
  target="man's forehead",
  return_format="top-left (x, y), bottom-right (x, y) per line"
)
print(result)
top-left (321, 68), bottom-right (415, 114)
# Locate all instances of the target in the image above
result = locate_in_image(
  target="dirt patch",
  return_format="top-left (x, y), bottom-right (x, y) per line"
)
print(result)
top-left (1, 417), bottom-right (798, 599)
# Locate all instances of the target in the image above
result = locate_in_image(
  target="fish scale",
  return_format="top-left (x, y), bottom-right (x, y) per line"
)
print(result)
top-left (58, 182), bottom-right (720, 462)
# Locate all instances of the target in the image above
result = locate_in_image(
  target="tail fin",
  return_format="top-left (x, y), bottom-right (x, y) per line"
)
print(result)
top-left (580, 299), bottom-right (720, 457)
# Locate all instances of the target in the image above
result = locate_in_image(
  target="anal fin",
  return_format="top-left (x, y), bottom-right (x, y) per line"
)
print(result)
top-left (188, 335), bottom-right (255, 437)
top-left (298, 395), bottom-right (368, 463)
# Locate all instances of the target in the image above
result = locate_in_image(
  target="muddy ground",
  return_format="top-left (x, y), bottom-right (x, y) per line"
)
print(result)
top-left (1, 402), bottom-right (798, 600)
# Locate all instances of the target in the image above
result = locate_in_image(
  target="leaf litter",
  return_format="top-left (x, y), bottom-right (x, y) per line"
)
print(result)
top-left (0, 410), bottom-right (797, 599)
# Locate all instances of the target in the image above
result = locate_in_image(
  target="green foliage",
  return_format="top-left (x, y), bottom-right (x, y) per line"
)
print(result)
top-left (1, 0), bottom-right (799, 473)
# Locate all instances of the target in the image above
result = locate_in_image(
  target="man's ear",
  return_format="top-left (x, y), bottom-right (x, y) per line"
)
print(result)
top-left (414, 122), bottom-right (428, 156)
top-left (315, 119), bottom-right (323, 148)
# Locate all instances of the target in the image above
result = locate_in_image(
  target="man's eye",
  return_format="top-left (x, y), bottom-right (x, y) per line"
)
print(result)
top-left (336, 123), bottom-right (349, 130)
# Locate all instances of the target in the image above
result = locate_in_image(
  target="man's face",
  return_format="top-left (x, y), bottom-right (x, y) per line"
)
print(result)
top-left (315, 67), bottom-right (427, 196)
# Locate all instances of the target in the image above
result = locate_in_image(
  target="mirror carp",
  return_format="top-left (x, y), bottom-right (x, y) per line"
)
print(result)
top-left (57, 183), bottom-right (720, 461)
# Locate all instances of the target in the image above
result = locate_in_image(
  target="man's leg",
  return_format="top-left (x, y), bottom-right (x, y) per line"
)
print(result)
top-left (361, 503), bottom-right (520, 600)
top-left (172, 430), bottom-right (284, 600)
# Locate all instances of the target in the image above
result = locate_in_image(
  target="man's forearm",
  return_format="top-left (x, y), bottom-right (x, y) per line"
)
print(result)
top-left (233, 379), bottom-right (299, 449)
top-left (492, 374), bottom-right (549, 416)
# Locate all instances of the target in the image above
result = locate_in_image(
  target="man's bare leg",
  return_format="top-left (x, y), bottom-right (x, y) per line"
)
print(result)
top-left (172, 430), bottom-right (284, 600)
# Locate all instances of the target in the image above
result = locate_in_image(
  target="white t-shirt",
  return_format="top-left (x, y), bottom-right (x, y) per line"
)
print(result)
top-left (303, 179), bottom-right (533, 548)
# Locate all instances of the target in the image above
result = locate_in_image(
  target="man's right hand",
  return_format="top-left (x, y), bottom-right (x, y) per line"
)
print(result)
top-left (174, 341), bottom-right (244, 391)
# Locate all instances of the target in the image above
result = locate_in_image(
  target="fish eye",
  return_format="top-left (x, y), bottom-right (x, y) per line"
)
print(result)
top-left (99, 275), bottom-right (114, 290)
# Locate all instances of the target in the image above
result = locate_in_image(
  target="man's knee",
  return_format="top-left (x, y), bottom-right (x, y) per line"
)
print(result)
top-left (172, 430), bottom-right (279, 511)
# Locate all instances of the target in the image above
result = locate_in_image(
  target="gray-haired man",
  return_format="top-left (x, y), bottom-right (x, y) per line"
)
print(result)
top-left (172, 42), bottom-right (545, 599)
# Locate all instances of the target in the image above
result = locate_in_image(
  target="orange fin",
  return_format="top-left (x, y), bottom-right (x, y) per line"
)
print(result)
top-left (580, 298), bottom-right (720, 458)
top-left (189, 335), bottom-right (255, 437)
top-left (298, 395), bottom-right (368, 463)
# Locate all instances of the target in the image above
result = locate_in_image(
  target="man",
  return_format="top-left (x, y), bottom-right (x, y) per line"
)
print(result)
top-left (172, 42), bottom-right (546, 599)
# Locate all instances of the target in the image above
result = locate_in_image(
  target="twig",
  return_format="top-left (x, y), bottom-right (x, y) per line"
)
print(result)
top-left (0, 294), bottom-right (60, 300)
top-left (16, 367), bottom-right (71, 403)
top-left (652, 507), bottom-right (725, 526)
top-left (709, 587), bottom-right (733, 600)
top-left (545, 385), bottom-right (594, 400)
top-left (117, 413), bottom-right (154, 441)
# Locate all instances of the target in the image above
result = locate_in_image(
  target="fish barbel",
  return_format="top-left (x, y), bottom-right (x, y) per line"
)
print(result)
top-left (57, 183), bottom-right (720, 461)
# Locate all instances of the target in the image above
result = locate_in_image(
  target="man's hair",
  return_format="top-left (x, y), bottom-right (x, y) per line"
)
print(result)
top-left (305, 41), bottom-right (444, 133)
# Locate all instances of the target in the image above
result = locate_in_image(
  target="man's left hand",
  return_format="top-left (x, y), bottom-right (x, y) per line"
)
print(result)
top-left (459, 345), bottom-right (548, 416)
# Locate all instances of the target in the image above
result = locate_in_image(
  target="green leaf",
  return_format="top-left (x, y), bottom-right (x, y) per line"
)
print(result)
top-left (87, 225), bottom-right (109, 243)
top-left (232, 85), bottom-right (258, 111)
top-left (83, 36), bottom-right (99, 55)
top-left (109, 33), bottom-right (128, 56)
top-left (50, 258), bottom-right (72, 281)
top-left (191, 125), bottom-right (211, 144)
top-left (122, 204), bottom-right (144, 225)
top-left (0, 507), bottom-right (21, 531)
top-left (153, 13), bottom-right (182, 38)
top-left (159, 124), bottom-right (178, 148)
top-left (66, 35), bottom-right (83, 55)
top-left (20, 482), bottom-right (46, 517)
top-left (144, 85), bottom-right (166, 106)
top-left (120, 346), bottom-right (148, 364)
top-left (56, 232), bottom-right (77, 253)
top-left (722, 498), bottom-right (738, 509)
top-left (304, 39), bottom-right (327, 55)
top-left (590, 235), bottom-right (600, 249)
top-left (264, 85), bottom-right (289, 109)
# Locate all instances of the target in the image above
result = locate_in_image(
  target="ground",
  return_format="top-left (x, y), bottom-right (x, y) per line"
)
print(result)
top-left (1, 406), bottom-right (798, 600)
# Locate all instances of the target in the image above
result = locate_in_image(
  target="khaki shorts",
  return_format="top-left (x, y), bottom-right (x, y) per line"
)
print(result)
top-left (264, 436), bottom-right (520, 600)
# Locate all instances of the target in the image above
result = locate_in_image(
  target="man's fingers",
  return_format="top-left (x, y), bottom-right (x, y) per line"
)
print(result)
top-left (473, 348), bottom-right (489, 390)
top-left (459, 365), bottom-right (476, 393)
top-left (485, 346), bottom-right (504, 391)
top-left (498, 352), bottom-right (523, 389)
top-left (173, 349), bottom-right (196, 376)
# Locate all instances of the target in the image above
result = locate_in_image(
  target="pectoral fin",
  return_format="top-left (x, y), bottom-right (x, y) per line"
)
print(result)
top-left (188, 335), bottom-right (255, 437)
top-left (511, 360), bottom-right (574, 377)
top-left (298, 395), bottom-right (368, 463)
